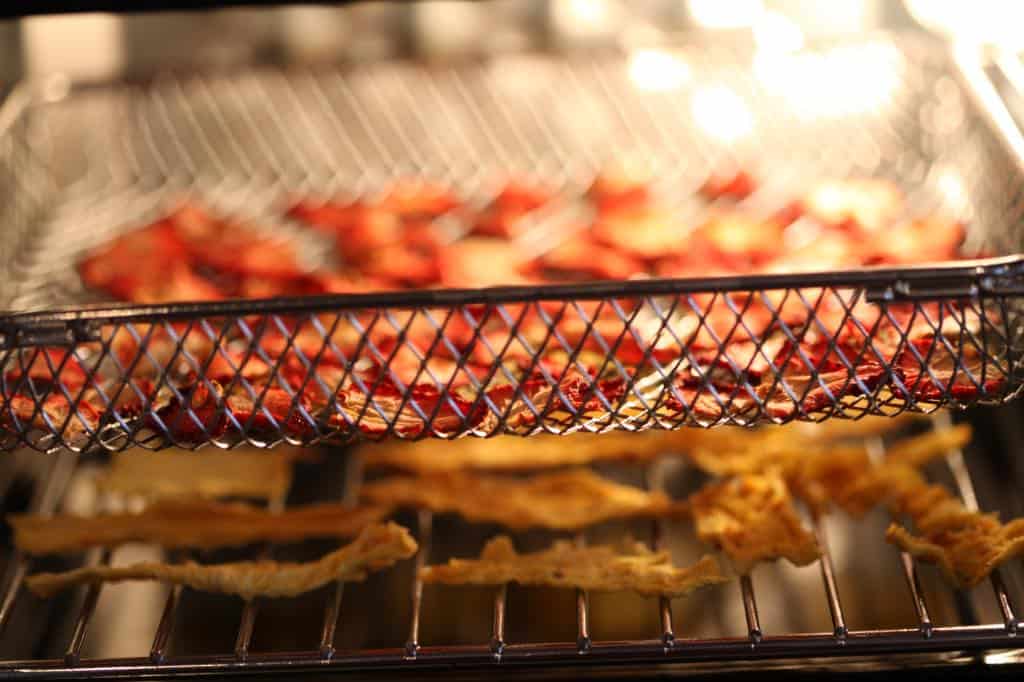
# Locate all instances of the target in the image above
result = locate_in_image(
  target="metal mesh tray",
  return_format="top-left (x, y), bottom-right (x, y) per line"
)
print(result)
top-left (3, 36), bottom-right (1024, 452)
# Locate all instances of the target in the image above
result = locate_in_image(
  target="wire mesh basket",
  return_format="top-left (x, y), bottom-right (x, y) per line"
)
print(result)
top-left (2, 35), bottom-right (1024, 452)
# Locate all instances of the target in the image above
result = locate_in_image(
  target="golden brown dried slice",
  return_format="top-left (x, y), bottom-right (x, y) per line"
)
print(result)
top-left (361, 430), bottom-right (704, 473)
top-left (9, 500), bottom-right (392, 555)
top-left (689, 471), bottom-right (820, 574)
top-left (26, 522), bottom-right (417, 599)
top-left (886, 514), bottom-right (1024, 589)
top-left (360, 469), bottom-right (688, 530)
top-left (420, 535), bottom-right (727, 597)
top-left (97, 447), bottom-right (301, 500)
top-left (793, 424), bottom-right (972, 516)
top-left (790, 414), bottom-right (923, 441)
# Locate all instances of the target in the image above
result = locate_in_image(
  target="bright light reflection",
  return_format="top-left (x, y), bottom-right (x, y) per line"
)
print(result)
top-left (629, 50), bottom-right (691, 92)
top-left (753, 11), bottom-right (804, 54)
top-left (691, 86), bottom-right (753, 142)
top-left (907, 0), bottom-right (1024, 49)
top-left (754, 42), bottom-right (901, 118)
top-left (935, 168), bottom-right (968, 210)
top-left (687, 0), bottom-right (763, 29)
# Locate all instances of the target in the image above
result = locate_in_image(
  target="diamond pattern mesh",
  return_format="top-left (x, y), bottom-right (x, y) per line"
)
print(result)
top-left (2, 38), bottom-right (1024, 450)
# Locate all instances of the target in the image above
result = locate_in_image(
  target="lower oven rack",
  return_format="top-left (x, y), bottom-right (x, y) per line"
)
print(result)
top-left (0, 414), bottom-right (1022, 678)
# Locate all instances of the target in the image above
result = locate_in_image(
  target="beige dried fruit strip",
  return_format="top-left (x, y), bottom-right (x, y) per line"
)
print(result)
top-left (360, 430), bottom-right (690, 473)
top-left (96, 447), bottom-right (304, 500)
top-left (26, 522), bottom-right (417, 599)
top-left (420, 535), bottom-right (727, 597)
top-left (9, 500), bottom-right (392, 555)
top-left (360, 468), bottom-right (688, 530)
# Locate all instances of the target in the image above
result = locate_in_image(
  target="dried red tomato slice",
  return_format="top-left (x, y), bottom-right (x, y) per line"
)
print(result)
top-left (377, 180), bottom-right (462, 219)
top-left (592, 206), bottom-right (690, 260)
top-left (80, 221), bottom-right (222, 303)
top-left (695, 211), bottom-right (784, 269)
top-left (168, 203), bottom-right (305, 282)
top-left (1, 393), bottom-right (101, 442)
top-left (864, 218), bottom-right (965, 265)
top-left (588, 167), bottom-right (652, 213)
top-left (225, 386), bottom-right (314, 438)
top-left (4, 349), bottom-right (89, 391)
top-left (763, 363), bottom-right (887, 420)
top-left (472, 181), bottom-right (553, 239)
top-left (357, 243), bottom-right (441, 287)
top-left (700, 170), bottom-right (756, 201)
top-left (437, 238), bottom-right (534, 288)
top-left (803, 179), bottom-right (904, 235)
top-left (896, 337), bottom-right (1004, 401)
top-left (533, 236), bottom-right (645, 281)
top-left (149, 380), bottom-right (225, 442)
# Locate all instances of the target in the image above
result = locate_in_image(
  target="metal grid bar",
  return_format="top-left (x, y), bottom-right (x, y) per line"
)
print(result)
top-left (2, 408), bottom-right (1024, 677)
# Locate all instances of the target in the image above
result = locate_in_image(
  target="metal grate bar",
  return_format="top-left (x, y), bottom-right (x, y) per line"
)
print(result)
top-left (149, 582), bottom-right (182, 663)
top-left (0, 452), bottom-right (77, 637)
top-left (740, 575), bottom-right (762, 643)
top-left (574, 534), bottom-right (591, 652)
top-left (64, 548), bottom-right (112, 665)
top-left (489, 584), bottom-right (507, 656)
top-left (319, 451), bottom-right (365, 659)
top-left (932, 412), bottom-right (1019, 633)
top-left (233, 496), bottom-right (286, 662)
top-left (899, 552), bottom-right (934, 637)
top-left (404, 509), bottom-right (432, 657)
top-left (811, 517), bottom-right (848, 639)
top-left (645, 459), bottom-right (675, 646)
top-left (866, 436), bottom-right (935, 636)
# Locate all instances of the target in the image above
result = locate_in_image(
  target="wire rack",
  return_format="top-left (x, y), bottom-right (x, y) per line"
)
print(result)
top-left (4, 36), bottom-right (1024, 452)
top-left (0, 414), bottom-right (1023, 678)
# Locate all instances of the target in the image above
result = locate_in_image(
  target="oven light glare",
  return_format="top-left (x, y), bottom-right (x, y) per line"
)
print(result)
top-left (753, 11), bottom-right (804, 54)
top-left (687, 0), bottom-right (764, 29)
top-left (691, 86), bottom-right (753, 142)
top-left (629, 50), bottom-right (691, 92)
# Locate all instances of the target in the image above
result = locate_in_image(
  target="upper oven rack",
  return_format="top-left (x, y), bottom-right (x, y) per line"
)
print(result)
top-left (3, 36), bottom-right (1024, 452)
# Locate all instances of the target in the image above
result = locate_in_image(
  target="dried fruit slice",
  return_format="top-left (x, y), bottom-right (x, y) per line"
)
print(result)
top-left (10, 499), bottom-right (392, 554)
top-left (592, 206), bottom-right (690, 260)
top-left (690, 471), bottom-right (820, 573)
top-left (25, 522), bottom-right (418, 599)
top-left (803, 178), bottom-right (904, 235)
top-left (420, 535), bottom-right (727, 597)
top-left (360, 468), bottom-right (689, 530)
